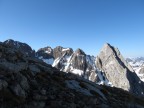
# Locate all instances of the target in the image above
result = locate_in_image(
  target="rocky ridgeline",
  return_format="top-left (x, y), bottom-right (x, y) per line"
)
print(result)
top-left (3, 39), bottom-right (144, 96)
top-left (0, 41), bottom-right (144, 107)
top-left (4, 39), bottom-right (35, 57)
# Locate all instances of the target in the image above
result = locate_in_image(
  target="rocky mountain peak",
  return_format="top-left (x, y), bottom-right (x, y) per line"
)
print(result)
top-left (3, 39), bottom-right (35, 57)
top-left (37, 46), bottom-right (53, 55)
top-left (100, 43), bottom-right (118, 58)
top-left (62, 48), bottom-right (73, 56)
top-left (96, 43), bottom-right (144, 95)
top-left (75, 48), bottom-right (86, 55)
top-left (52, 46), bottom-right (73, 59)
top-left (4, 39), bottom-right (14, 43)
top-left (4, 39), bottom-right (32, 50)
top-left (53, 46), bottom-right (63, 59)
top-left (103, 43), bottom-right (111, 47)
top-left (36, 46), bottom-right (54, 65)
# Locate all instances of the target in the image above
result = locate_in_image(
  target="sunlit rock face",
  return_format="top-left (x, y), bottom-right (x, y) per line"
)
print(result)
top-left (96, 43), bottom-right (144, 95)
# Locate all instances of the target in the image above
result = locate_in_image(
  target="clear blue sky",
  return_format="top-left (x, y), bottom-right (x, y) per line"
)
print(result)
top-left (0, 0), bottom-right (144, 57)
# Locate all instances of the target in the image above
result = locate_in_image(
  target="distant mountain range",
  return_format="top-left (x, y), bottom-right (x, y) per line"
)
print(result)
top-left (3, 39), bottom-right (144, 96)
top-left (126, 57), bottom-right (144, 81)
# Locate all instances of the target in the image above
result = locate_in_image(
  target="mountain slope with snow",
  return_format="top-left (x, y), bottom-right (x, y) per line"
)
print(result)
top-left (1, 41), bottom-right (144, 108)
top-left (126, 57), bottom-right (144, 81)
top-left (3, 39), bottom-right (144, 96)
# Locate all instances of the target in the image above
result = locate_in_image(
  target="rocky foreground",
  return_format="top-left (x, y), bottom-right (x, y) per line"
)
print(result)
top-left (0, 42), bottom-right (144, 108)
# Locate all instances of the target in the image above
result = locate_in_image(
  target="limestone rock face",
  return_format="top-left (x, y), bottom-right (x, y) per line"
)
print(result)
top-left (53, 46), bottom-right (73, 59)
top-left (96, 43), bottom-right (144, 95)
top-left (96, 43), bottom-right (131, 90)
top-left (52, 48), bottom-right (99, 82)
top-left (69, 48), bottom-right (87, 72)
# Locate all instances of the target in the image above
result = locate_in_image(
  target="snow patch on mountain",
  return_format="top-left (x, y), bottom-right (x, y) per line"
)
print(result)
top-left (62, 48), bottom-right (70, 52)
top-left (52, 57), bottom-right (61, 67)
top-left (71, 69), bottom-right (84, 76)
top-left (39, 56), bottom-right (54, 65)
top-left (43, 58), bottom-right (54, 65)
top-left (126, 57), bottom-right (144, 82)
top-left (96, 69), bottom-right (113, 86)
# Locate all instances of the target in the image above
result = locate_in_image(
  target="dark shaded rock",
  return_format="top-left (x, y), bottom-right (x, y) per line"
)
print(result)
top-left (29, 64), bottom-right (41, 75)
top-left (0, 79), bottom-right (8, 90)
top-left (10, 83), bottom-right (26, 98)
top-left (4, 39), bottom-right (35, 57)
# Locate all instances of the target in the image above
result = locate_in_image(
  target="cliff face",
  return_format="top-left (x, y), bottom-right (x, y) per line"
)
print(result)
top-left (96, 43), bottom-right (144, 95)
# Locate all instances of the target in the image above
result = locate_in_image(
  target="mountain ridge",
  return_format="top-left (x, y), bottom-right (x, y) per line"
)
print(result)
top-left (1, 40), bottom-right (144, 107)
top-left (2, 39), bottom-right (144, 96)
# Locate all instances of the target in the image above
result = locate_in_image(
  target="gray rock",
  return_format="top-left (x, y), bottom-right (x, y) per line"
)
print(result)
top-left (28, 101), bottom-right (45, 108)
top-left (53, 48), bottom-right (97, 82)
top-left (65, 80), bottom-right (93, 96)
top-left (10, 83), bottom-right (26, 98)
top-left (0, 52), bottom-right (2, 57)
top-left (4, 39), bottom-right (35, 57)
top-left (33, 94), bottom-right (47, 100)
top-left (0, 62), bottom-right (26, 73)
top-left (53, 46), bottom-right (73, 59)
top-left (36, 46), bottom-right (53, 59)
top-left (40, 89), bottom-right (47, 95)
top-left (96, 43), bottom-right (144, 95)
top-left (16, 73), bottom-right (29, 90)
top-left (29, 64), bottom-right (41, 75)
top-left (0, 79), bottom-right (8, 90)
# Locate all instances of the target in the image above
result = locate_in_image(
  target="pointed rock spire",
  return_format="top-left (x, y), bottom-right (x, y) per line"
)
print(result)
top-left (96, 43), bottom-right (144, 95)
top-left (75, 48), bottom-right (86, 55)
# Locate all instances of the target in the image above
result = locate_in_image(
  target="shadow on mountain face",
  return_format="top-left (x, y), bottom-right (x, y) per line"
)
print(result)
top-left (109, 44), bottom-right (144, 96)
top-left (126, 70), bottom-right (144, 96)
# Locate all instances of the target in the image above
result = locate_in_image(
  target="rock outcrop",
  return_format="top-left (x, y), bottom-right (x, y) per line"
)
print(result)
top-left (53, 46), bottom-right (73, 59)
top-left (36, 46), bottom-right (53, 58)
top-left (52, 48), bottom-right (99, 82)
top-left (1, 41), bottom-right (144, 108)
top-left (96, 43), bottom-right (144, 95)
top-left (3, 39), bottom-right (35, 56)
top-left (36, 46), bottom-right (54, 65)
